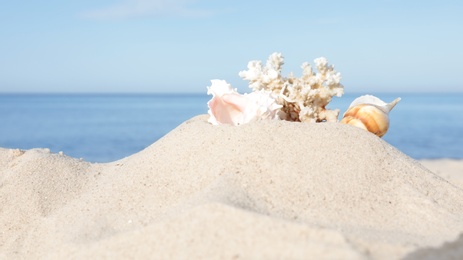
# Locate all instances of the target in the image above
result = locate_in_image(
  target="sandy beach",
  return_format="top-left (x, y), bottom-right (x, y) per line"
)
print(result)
top-left (1, 115), bottom-right (463, 259)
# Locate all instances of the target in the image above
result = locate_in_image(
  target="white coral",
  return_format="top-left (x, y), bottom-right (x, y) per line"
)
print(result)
top-left (239, 53), bottom-right (285, 93)
top-left (239, 53), bottom-right (344, 122)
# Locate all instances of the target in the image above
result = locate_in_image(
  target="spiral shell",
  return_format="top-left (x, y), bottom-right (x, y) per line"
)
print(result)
top-left (340, 95), bottom-right (401, 137)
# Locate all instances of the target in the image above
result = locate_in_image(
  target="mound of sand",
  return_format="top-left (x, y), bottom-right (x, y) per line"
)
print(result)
top-left (420, 159), bottom-right (463, 189)
top-left (1, 115), bottom-right (463, 259)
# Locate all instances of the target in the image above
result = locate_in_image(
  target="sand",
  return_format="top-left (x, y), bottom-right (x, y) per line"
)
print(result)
top-left (419, 159), bottom-right (463, 189)
top-left (1, 115), bottom-right (463, 259)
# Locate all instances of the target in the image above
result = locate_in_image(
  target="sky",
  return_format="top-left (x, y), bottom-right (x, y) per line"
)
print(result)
top-left (0, 0), bottom-right (462, 93)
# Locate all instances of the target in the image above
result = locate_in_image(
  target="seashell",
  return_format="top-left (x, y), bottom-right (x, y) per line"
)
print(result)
top-left (207, 80), bottom-right (282, 126)
top-left (340, 95), bottom-right (401, 137)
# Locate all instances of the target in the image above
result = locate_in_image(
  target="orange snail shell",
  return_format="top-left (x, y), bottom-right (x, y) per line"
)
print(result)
top-left (340, 95), bottom-right (401, 138)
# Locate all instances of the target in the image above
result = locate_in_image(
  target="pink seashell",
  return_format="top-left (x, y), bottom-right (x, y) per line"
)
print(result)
top-left (207, 80), bottom-right (281, 126)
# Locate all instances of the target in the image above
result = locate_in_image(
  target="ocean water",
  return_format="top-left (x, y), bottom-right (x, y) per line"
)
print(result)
top-left (0, 93), bottom-right (462, 162)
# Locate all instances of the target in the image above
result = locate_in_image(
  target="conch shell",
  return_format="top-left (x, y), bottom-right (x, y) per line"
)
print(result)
top-left (207, 80), bottom-right (282, 126)
top-left (340, 95), bottom-right (401, 137)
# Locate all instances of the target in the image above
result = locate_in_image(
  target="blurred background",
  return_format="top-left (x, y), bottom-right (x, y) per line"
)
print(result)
top-left (0, 0), bottom-right (462, 162)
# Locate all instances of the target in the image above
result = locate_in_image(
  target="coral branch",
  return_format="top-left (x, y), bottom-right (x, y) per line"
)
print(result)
top-left (239, 53), bottom-right (344, 122)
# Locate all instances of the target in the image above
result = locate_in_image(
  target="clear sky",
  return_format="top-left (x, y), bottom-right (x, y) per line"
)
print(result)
top-left (1, 0), bottom-right (462, 93)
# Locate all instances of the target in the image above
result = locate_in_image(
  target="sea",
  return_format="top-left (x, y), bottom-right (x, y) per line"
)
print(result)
top-left (1, 93), bottom-right (462, 163)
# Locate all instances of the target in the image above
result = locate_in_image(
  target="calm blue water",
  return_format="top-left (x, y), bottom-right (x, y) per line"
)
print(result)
top-left (0, 93), bottom-right (462, 162)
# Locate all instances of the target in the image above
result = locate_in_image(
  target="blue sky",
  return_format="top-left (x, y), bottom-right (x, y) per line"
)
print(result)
top-left (0, 0), bottom-right (462, 93)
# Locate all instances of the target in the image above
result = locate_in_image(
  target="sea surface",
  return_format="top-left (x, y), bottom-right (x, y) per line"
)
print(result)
top-left (1, 93), bottom-right (462, 162)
